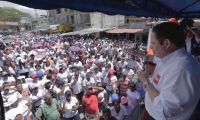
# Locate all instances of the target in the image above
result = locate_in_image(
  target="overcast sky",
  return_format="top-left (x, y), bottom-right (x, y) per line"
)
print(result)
top-left (0, 1), bottom-right (47, 18)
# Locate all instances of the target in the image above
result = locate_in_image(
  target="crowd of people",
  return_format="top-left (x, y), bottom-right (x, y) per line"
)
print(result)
top-left (0, 33), bottom-right (147, 120)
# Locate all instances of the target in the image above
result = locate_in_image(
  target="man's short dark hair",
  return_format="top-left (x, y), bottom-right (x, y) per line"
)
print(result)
top-left (152, 22), bottom-right (186, 48)
top-left (102, 108), bottom-right (111, 114)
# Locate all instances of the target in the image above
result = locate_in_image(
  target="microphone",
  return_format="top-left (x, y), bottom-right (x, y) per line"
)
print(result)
top-left (143, 56), bottom-right (149, 65)
top-left (143, 56), bottom-right (149, 71)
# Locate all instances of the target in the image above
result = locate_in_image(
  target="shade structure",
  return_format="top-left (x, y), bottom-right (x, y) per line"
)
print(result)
top-left (3, 0), bottom-right (200, 18)
top-left (106, 29), bottom-right (144, 34)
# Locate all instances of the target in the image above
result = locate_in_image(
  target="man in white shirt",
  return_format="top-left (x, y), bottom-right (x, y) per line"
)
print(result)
top-left (138, 22), bottom-right (200, 120)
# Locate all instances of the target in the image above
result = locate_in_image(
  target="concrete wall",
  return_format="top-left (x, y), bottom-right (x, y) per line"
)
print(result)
top-left (81, 14), bottom-right (90, 24)
top-left (129, 20), bottom-right (151, 29)
top-left (90, 12), bottom-right (125, 29)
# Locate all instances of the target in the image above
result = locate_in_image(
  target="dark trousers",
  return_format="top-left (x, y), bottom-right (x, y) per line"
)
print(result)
top-left (75, 90), bottom-right (84, 103)
top-left (63, 113), bottom-right (81, 120)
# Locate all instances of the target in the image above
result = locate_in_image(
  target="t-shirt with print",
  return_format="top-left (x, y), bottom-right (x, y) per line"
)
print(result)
top-left (92, 72), bottom-right (102, 83)
top-left (126, 90), bottom-right (140, 107)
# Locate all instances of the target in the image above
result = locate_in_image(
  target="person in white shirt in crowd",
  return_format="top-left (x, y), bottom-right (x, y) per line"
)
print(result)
top-left (4, 92), bottom-right (32, 120)
top-left (1, 82), bottom-right (16, 103)
top-left (56, 80), bottom-right (70, 103)
top-left (82, 72), bottom-right (95, 92)
top-left (70, 70), bottom-right (84, 103)
top-left (120, 96), bottom-right (134, 114)
top-left (61, 90), bottom-right (81, 120)
top-left (25, 59), bottom-right (36, 78)
top-left (29, 84), bottom-right (44, 116)
top-left (0, 71), bottom-right (15, 86)
top-left (2, 57), bottom-right (17, 77)
top-left (73, 57), bottom-right (83, 69)
top-left (109, 100), bottom-right (128, 120)
top-left (43, 60), bottom-right (51, 72)
top-left (117, 56), bottom-right (128, 69)
top-left (137, 22), bottom-right (200, 120)
top-left (103, 70), bottom-right (118, 104)
top-left (52, 57), bottom-right (59, 69)
top-left (122, 65), bottom-right (134, 79)
top-left (56, 67), bottom-right (68, 84)
top-left (96, 82), bottom-right (107, 113)
top-left (15, 56), bottom-right (29, 78)
top-left (30, 74), bottom-right (43, 90)
top-left (92, 66), bottom-right (102, 83)
top-left (80, 64), bottom-right (90, 79)
top-left (126, 82), bottom-right (140, 108)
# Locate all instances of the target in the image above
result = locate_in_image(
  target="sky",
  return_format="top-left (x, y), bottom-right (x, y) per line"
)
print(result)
top-left (0, 1), bottom-right (47, 18)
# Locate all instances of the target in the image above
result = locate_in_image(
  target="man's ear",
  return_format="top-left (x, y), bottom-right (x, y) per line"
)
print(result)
top-left (164, 39), bottom-right (171, 49)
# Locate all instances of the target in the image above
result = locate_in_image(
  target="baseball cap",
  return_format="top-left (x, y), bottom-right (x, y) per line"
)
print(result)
top-left (36, 70), bottom-right (43, 77)
top-left (121, 96), bottom-right (129, 104)
top-left (89, 59), bottom-right (93, 62)
top-left (2, 71), bottom-right (9, 76)
top-left (45, 80), bottom-right (51, 84)
top-left (31, 74), bottom-right (37, 79)
top-left (17, 76), bottom-right (25, 80)
top-left (65, 90), bottom-right (71, 96)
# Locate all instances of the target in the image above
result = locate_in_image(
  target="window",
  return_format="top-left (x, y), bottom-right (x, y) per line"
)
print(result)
top-left (125, 19), bottom-right (130, 24)
top-left (71, 16), bottom-right (74, 24)
top-left (56, 8), bottom-right (61, 14)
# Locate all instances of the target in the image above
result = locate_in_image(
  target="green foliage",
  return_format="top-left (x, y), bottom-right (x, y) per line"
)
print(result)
top-left (0, 7), bottom-right (32, 30)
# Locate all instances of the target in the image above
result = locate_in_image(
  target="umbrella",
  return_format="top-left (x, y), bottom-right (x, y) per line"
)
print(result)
top-left (28, 49), bottom-right (46, 59)
top-left (34, 44), bottom-right (43, 48)
top-left (68, 46), bottom-right (80, 52)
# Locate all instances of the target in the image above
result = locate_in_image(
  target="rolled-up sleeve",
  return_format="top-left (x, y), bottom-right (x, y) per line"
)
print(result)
top-left (152, 69), bottom-right (197, 119)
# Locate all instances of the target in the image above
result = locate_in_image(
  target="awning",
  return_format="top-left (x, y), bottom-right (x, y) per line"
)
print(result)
top-left (60, 28), bottom-right (111, 36)
top-left (106, 29), bottom-right (144, 34)
top-left (50, 24), bottom-right (60, 30)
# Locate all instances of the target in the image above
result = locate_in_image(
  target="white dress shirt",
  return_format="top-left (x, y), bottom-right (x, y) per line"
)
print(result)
top-left (145, 48), bottom-right (200, 120)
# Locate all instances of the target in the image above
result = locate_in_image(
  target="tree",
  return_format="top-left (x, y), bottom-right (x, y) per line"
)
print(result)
top-left (0, 7), bottom-right (32, 30)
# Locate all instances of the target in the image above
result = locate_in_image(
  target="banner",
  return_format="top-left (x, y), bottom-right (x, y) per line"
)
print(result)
top-left (147, 29), bottom-right (153, 55)
top-left (0, 21), bottom-right (18, 26)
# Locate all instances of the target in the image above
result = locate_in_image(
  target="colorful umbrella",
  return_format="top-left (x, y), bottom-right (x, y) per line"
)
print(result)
top-left (28, 49), bottom-right (46, 59)
top-left (34, 44), bottom-right (43, 48)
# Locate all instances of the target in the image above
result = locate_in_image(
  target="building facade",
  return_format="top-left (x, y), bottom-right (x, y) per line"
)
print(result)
top-left (47, 8), bottom-right (125, 31)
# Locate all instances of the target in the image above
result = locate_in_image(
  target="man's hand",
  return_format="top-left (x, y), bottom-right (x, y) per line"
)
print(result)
top-left (138, 70), bottom-right (149, 83)
top-left (72, 105), bottom-right (77, 111)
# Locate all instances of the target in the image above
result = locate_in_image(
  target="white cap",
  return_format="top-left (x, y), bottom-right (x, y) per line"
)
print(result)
top-left (17, 76), bottom-right (25, 80)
